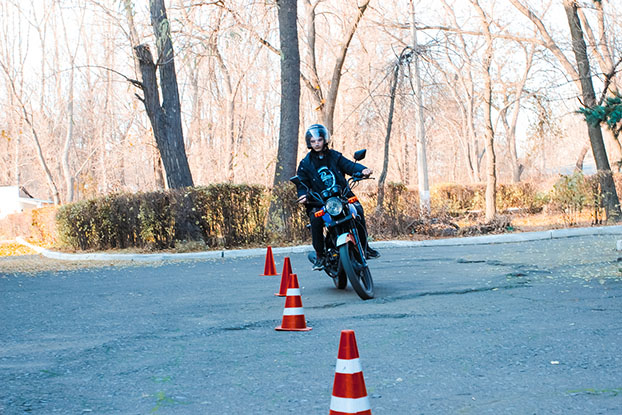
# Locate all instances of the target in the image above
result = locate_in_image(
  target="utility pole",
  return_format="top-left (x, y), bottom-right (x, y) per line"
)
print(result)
top-left (411, 0), bottom-right (430, 215)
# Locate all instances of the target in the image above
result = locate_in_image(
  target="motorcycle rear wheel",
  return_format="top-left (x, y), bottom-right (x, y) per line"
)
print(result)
top-left (327, 262), bottom-right (347, 289)
top-left (339, 243), bottom-right (374, 300)
top-left (309, 251), bottom-right (347, 289)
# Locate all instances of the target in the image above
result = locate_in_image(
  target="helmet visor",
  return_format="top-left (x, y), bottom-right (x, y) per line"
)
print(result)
top-left (308, 127), bottom-right (326, 141)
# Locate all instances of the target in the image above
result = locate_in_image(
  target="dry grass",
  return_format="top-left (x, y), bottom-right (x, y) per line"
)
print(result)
top-left (0, 241), bottom-right (38, 257)
top-left (510, 211), bottom-right (599, 232)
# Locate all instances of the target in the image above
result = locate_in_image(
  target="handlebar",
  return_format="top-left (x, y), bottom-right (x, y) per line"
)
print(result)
top-left (349, 173), bottom-right (373, 185)
top-left (291, 173), bottom-right (373, 207)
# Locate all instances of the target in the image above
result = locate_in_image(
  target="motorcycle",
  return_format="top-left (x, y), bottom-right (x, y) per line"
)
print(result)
top-left (290, 149), bottom-right (374, 300)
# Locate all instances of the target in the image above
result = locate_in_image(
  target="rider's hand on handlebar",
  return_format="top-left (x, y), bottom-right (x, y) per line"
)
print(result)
top-left (297, 194), bottom-right (307, 204)
top-left (361, 168), bottom-right (373, 178)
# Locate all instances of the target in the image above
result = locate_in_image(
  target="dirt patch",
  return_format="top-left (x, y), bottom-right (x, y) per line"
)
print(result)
top-left (0, 255), bottom-right (154, 276)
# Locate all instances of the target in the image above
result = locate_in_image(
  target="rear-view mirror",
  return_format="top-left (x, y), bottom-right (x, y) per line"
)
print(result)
top-left (353, 149), bottom-right (366, 161)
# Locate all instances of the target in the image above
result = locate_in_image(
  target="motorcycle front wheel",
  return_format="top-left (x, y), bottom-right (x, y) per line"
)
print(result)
top-left (339, 243), bottom-right (374, 300)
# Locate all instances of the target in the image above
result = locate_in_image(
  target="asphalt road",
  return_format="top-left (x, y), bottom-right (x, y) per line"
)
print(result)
top-left (1, 235), bottom-right (622, 414)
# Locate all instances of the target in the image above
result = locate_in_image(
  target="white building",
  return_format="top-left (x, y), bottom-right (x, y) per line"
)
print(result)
top-left (0, 186), bottom-right (53, 219)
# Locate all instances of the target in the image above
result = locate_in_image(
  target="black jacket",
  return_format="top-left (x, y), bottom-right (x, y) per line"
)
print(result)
top-left (295, 149), bottom-right (366, 203)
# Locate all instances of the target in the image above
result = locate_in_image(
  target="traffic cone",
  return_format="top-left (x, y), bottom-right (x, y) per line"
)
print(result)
top-left (261, 246), bottom-right (278, 276)
top-left (275, 274), bottom-right (311, 331)
top-left (329, 330), bottom-right (371, 415)
top-left (275, 257), bottom-right (293, 296)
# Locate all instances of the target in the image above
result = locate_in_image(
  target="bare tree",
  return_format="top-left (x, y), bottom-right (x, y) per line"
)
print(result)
top-left (2, 0), bottom-right (621, 206)
top-left (577, 2), bottom-right (622, 165)
top-left (508, 0), bottom-right (620, 220)
top-left (130, 0), bottom-right (194, 189)
top-left (410, 0), bottom-right (430, 213)
top-left (377, 47), bottom-right (410, 212)
top-left (508, 0), bottom-right (593, 169)
top-left (272, 0), bottom-right (300, 186)
top-left (1, 61), bottom-right (61, 204)
top-left (496, 43), bottom-right (536, 183)
top-left (562, 0), bottom-right (620, 220)
top-left (58, 2), bottom-right (86, 202)
top-left (470, 0), bottom-right (497, 221)
top-left (301, 0), bottom-right (370, 134)
top-left (437, 0), bottom-right (485, 183)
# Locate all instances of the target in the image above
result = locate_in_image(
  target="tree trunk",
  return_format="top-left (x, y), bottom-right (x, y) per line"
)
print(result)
top-left (14, 125), bottom-right (20, 187)
top-left (575, 142), bottom-right (589, 172)
top-left (123, 0), bottom-right (141, 78)
top-left (132, 0), bottom-right (194, 189)
top-left (502, 100), bottom-right (524, 183)
top-left (410, 1), bottom-right (430, 215)
top-left (150, 0), bottom-right (193, 188)
top-left (272, 0), bottom-right (300, 186)
top-left (504, 45), bottom-right (534, 183)
top-left (472, 0), bottom-right (497, 222)
top-left (564, 0), bottom-right (621, 221)
top-left (377, 58), bottom-right (402, 213)
top-left (62, 63), bottom-right (75, 203)
top-left (213, 46), bottom-right (236, 182)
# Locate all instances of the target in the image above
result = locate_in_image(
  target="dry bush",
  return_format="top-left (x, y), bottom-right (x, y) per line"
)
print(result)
top-left (267, 182), bottom-right (309, 244)
top-left (458, 215), bottom-right (512, 236)
top-left (362, 183), bottom-right (421, 237)
top-left (0, 206), bottom-right (57, 245)
top-left (55, 185), bottom-right (268, 251)
top-left (547, 172), bottom-right (603, 226)
top-left (496, 182), bottom-right (547, 213)
top-left (430, 183), bottom-right (485, 215)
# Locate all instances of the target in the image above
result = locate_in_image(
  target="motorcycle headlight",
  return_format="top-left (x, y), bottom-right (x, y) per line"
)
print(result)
top-left (325, 197), bottom-right (343, 216)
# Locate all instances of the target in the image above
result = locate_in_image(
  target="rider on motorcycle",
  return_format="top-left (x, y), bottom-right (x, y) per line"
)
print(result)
top-left (295, 123), bottom-right (380, 270)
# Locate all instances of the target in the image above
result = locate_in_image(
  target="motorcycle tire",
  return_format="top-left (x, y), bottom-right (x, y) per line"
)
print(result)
top-left (339, 243), bottom-right (374, 300)
top-left (309, 251), bottom-right (347, 289)
top-left (329, 263), bottom-right (347, 289)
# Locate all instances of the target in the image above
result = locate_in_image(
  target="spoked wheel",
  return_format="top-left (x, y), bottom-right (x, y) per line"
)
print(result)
top-left (339, 243), bottom-right (374, 300)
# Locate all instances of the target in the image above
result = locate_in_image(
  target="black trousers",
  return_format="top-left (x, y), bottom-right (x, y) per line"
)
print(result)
top-left (308, 201), bottom-right (368, 256)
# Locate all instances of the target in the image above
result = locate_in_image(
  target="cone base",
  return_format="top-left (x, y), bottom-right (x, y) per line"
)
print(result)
top-left (275, 325), bottom-right (312, 331)
top-left (261, 273), bottom-right (278, 276)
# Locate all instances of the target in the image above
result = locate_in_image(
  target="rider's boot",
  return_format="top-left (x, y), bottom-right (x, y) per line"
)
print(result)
top-left (366, 246), bottom-right (380, 259)
top-left (312, 253), bottom-right (326, 270)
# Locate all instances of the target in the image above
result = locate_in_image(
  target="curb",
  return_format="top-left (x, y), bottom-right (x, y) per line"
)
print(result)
top-left (15, 237), bottom-right (315, 262)
top-left (15, 225), bottom-right (622, 262)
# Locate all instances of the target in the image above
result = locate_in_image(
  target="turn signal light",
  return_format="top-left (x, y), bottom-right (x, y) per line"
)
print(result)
top-left (348, 196), bottom-right (358, 203)
top-left (314, 209), bottom-right (325, 217)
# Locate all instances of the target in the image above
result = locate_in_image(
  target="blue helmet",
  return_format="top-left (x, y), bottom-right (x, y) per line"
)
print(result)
top-left (305, 124), bottom-right (330, 149)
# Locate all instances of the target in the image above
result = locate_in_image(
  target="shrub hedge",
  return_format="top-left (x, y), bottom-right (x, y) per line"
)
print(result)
top-left (267, 182), bottom-right (309, 243)
top-left (56, 185), bottom-right (272, 250)
top-left (53, 175), bottom-right (611, 251)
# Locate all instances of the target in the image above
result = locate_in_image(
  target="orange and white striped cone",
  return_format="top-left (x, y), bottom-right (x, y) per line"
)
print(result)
top-left (275, 257), bottom-right (293, 296)
top-left (275, 273), bottom-right (312, 331)
top-left (329, 330), bottom-right (371, 415)
top-left (261, 246), bottom-right (278, 276)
